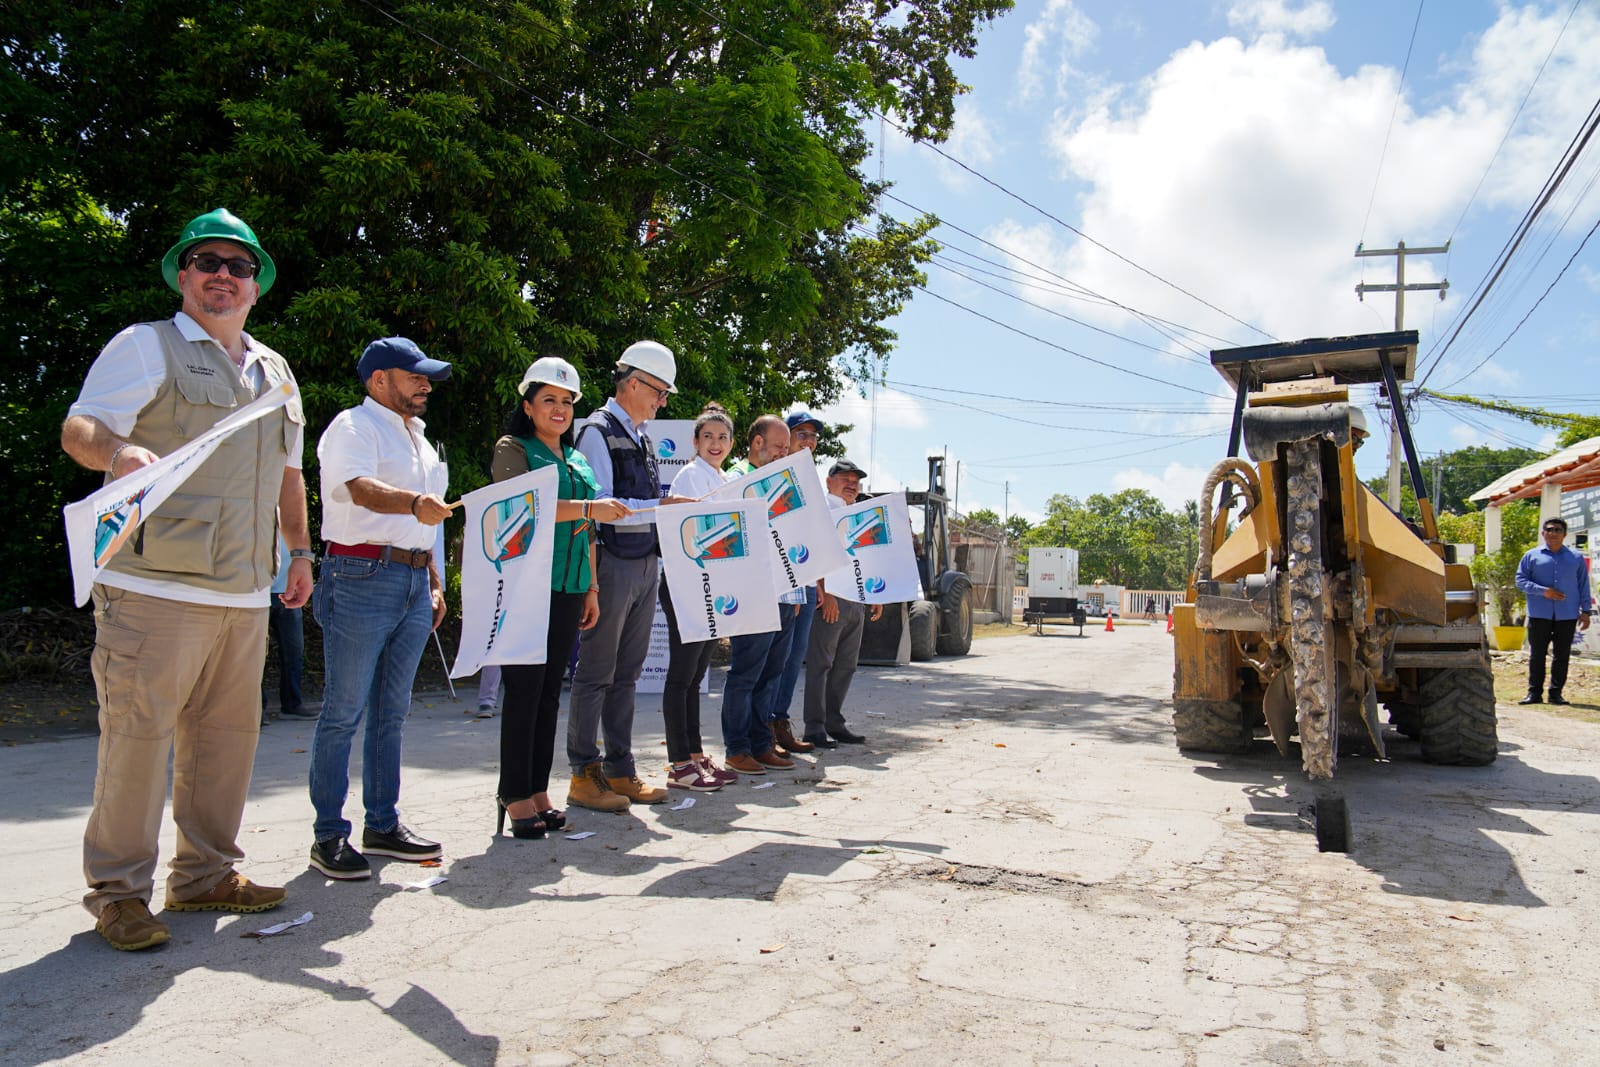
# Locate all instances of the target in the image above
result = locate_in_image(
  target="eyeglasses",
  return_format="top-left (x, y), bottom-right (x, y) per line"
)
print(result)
top-left (793, 429), bottom-right (820, 442)
top-left (184, 252), bottom-right (259, 279)
top-left (631, 376), bottom-right (671, 401)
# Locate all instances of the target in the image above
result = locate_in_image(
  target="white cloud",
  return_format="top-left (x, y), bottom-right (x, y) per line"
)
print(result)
top-left (813, 381), bottom-right (930, 492)
top-left (933, 100), bottom-right (999, 191)
top-left (1226, 0), bottom-right (1334, 40)
top-left (1017, 0), bottom-right (1097, 103)
top-left (1111, 461), bottom-right (1211, 511)
top-left (1039, 6), bottom-right (1600, 347)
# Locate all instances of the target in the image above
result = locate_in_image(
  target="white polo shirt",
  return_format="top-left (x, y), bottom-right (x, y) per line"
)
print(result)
top-left (68, 312), bottom-right (303, 607)
top-left (318, 397), bottom-right (447, 551)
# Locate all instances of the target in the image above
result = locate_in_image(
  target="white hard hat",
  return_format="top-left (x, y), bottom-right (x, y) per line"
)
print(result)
top-left (1349, 407), bottom-right (1368, 434)
top-left (518, 356), bottom-right (582, 400)
top-left (617, 340), bottom-right (678, 393)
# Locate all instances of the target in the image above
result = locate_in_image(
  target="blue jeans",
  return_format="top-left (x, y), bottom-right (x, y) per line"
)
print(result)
top-left (770, 586), bottom-right (816, 723)
top-left (308, 556), bottom-right (433, 842)
top-left (267, 601), bottom-right (304, 712)
top-left (721, 604), bottom-right (797, 757)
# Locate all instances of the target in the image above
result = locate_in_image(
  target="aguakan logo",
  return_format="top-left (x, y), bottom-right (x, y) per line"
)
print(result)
top-left (714, 595), bottom-right (739, 616)
top-left (482, 490), bottom-right (540, 573)
top-left (865, 577), bottom-right (887, 594)
top-left (657, 437), bottom-right (677, 459)
top-left (680, 511), bottom-right (750, 566)
top-left (786, 544), bottom-right (809, 565)
top-left (744, 468), bottom-right (803, 519)
top-left (93, 488), bottom-right (148, 566)
top-left (838, 505), bottom-right (890, 556)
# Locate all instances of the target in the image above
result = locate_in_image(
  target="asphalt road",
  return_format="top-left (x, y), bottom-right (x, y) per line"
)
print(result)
top-left (3, 623), bottom-right (1598, 1065)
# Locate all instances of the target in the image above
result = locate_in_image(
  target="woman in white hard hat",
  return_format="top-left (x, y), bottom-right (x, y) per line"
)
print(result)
top-left (488, 357), bottom-right (630, 838)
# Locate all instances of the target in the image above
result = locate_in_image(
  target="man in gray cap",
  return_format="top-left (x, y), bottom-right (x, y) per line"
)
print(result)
top-left (61, 208), bottom-right (308, 950)
top-left (308, 337), bottom-right (452, 880)
top-left (804, 459), bottom-right (881, 748)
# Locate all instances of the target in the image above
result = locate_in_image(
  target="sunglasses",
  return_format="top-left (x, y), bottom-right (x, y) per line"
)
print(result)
top-left (184, 252), bottom-right (260, 279)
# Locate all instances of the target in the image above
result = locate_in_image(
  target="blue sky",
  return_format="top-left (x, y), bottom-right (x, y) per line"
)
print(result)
top-left (812, 0), bottom-right (1600, 523)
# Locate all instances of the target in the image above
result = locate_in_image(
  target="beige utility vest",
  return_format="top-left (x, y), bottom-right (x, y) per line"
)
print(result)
top-left (101, 318), bottom-right (302, 594)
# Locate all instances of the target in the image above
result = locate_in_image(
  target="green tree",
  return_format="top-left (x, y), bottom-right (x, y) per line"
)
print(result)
top-left (1366, 444), bottom-right (1542, 518)
top-left (1023, 489), bottom-right (1190, 589)
top-left (1, 0), bottom-right (1011, 607)
top-left (1468, 500), bottom-right (1539, 627)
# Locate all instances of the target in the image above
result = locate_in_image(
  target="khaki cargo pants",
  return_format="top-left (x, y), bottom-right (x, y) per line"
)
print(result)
top-left (82, 585), bottom-right (267, 915)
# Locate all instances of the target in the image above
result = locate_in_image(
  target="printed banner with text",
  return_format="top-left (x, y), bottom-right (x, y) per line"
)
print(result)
top-left (647, 419), bottom-right (697, 492)
top-left (451, 465), bottom-right (559, 678)
top-left (658, 498), bottom-right (780, 643)
top-left (711, 453), bottom-right (847, 595)
top-left (819, 492), bottom-right (923, 604)
top-left (62, 383), bottom-right (294, 606)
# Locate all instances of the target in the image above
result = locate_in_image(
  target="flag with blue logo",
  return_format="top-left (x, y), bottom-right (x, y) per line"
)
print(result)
top-left (62, 383), bottom-right (295, 606)
top-left (819, 492), bottom-right (922, 604)
top-left (658, 498), bottom-right (780, 642)
top-left (710, 452), bottom-right (847, 596)
top-left (450, 465), bottom-right (559, 677)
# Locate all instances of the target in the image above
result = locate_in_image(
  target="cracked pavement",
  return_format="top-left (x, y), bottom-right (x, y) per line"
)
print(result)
top-left (4, 624), bottom-right (1599, 1064)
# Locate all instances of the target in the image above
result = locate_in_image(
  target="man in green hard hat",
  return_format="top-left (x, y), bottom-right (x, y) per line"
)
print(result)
top-left (60, 208), bottom-right (311, 951)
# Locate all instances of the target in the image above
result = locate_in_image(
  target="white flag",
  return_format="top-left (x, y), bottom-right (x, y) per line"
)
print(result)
top-left (658, 498), bottom-right (780, 642)
top-left (647, 419), bottom-right (697, 492)
top-left (62, 383), bottom-right (294, 606)
top-left (819, 492), bottom-right (923, 604)
top-left (451, 465), bottom-right (559, 677)
top-left (711, 453), bottom-right (847, 595)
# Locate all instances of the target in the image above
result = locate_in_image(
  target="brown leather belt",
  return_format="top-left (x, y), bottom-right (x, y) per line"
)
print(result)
top-left (325, 542), bottom-right (432, 569)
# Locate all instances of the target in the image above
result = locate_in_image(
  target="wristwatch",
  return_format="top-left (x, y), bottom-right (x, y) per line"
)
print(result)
top-left (289, 549), bottom-right (316, 562)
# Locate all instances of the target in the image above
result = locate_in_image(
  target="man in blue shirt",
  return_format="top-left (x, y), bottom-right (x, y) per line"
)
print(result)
top-left (1514, 516), bottom-right (1592, 705)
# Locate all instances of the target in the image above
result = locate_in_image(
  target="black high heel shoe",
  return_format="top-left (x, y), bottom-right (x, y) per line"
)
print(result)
top-left (538, 808), bottom-right (567, 832)
top-left (496, 797), bottom-right (546, 839)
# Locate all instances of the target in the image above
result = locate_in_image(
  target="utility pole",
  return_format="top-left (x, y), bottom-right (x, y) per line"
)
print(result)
top-left (1355, 240), bottom-right (1449, 510)
top-left (1003, 480), bottom-right (1010, 525)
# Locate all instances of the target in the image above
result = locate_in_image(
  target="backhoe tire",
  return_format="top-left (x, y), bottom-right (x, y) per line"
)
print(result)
top-left (937, 576), bottom-right (974, 656)
top-left (1173, 699), bottom-right (1252, 754)
top-left (909, 600), bottom-right (938, 661)
top-left (1384, 702), bottom-right (1422, 740)
top-left (1418, 665), bottom-right (1498, 766)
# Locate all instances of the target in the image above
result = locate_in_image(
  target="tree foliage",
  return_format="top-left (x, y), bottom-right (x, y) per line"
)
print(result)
top-left (1021, 489), bottom-right (1192, 589)
top-left (1365, 444), bottom-right (1543, 519)
top-left (1, 0), bottom-right (1010, 607)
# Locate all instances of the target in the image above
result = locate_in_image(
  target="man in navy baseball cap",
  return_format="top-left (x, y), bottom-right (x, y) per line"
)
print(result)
top-left (356, 337), bottom-right (452, 382)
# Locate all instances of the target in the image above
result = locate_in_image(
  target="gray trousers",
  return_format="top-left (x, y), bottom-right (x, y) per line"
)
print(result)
top-left (803, 599), bottom-right (865, 736)
top-left (567, 552), bottom-right (659, 776)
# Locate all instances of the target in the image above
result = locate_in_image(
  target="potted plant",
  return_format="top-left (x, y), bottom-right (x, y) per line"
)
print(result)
top-left (1468, 501), bottom-right (1538, 651)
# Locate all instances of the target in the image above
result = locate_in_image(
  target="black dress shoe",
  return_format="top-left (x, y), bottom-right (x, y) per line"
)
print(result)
top-left (828, 727), bottom-right (867, 744)
top-left (1548, 692), bottom-right (1570, 706)
top-left (1518, 693), bottom-right (1543, 705)
top-left (361, 823), bottom-right (442, 861)
top-left (803, 732), bottom-right (838, 749)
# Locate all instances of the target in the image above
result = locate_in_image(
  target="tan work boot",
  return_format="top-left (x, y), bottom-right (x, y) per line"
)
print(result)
top-left (771, 720), bottom-right (814, 753)
top-left (607, 773), bottom-right (668, 804)
top-left (568, 762), bottom-right (630, 812)
top-left (96, 899), bottom-right (170, 951)
top-left (164, 871), bottom-right (286, 913)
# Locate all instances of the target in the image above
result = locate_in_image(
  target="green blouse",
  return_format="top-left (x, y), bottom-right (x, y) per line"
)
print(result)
top-left (492, 435), bottom-right (598, 594)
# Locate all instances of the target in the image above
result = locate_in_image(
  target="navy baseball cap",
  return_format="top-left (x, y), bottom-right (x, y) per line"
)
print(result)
top-left (785, 410), bottom-right (824, 433)
top-left (357, 337), bottom-right (452, 382)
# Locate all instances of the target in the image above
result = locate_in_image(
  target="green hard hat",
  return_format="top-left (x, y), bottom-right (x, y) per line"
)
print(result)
top-left (160, 208), bottom-right (277, 295)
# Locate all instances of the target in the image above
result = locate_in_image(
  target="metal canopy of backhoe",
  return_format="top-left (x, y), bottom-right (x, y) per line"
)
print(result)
top-left (1210, 331), bottom-right (1419, 390)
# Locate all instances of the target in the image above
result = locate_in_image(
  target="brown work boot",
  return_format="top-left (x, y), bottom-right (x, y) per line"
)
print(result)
top-left (164, 871), bottom-right (286, 913)
top-left (568, 762), bottom-right (630, 812)
top-left (607, 773), bottom-right (668, 804)
top-left (771, 719), bottom-right (814, 753)
top-left (755, 748), bottom-right (795, 769)
top-left (96, 899), bottom-right (170, 951)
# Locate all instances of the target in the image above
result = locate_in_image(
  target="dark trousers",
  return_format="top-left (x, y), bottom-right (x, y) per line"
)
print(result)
top-left (499, 592), bottom-right (586, 802)
top-left (267, 601), bottom-right (304, 712)
top-left (659, 579), bottom-right (711, 763)
top-left (1527, 616), bottom-right (1578, 696)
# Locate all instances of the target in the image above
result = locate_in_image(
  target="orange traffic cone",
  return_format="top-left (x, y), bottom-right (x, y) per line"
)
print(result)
top-left (1165, 611), bottom-right (1174, 634)
top-left (1104, 612), bottom-right (1115, 633)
